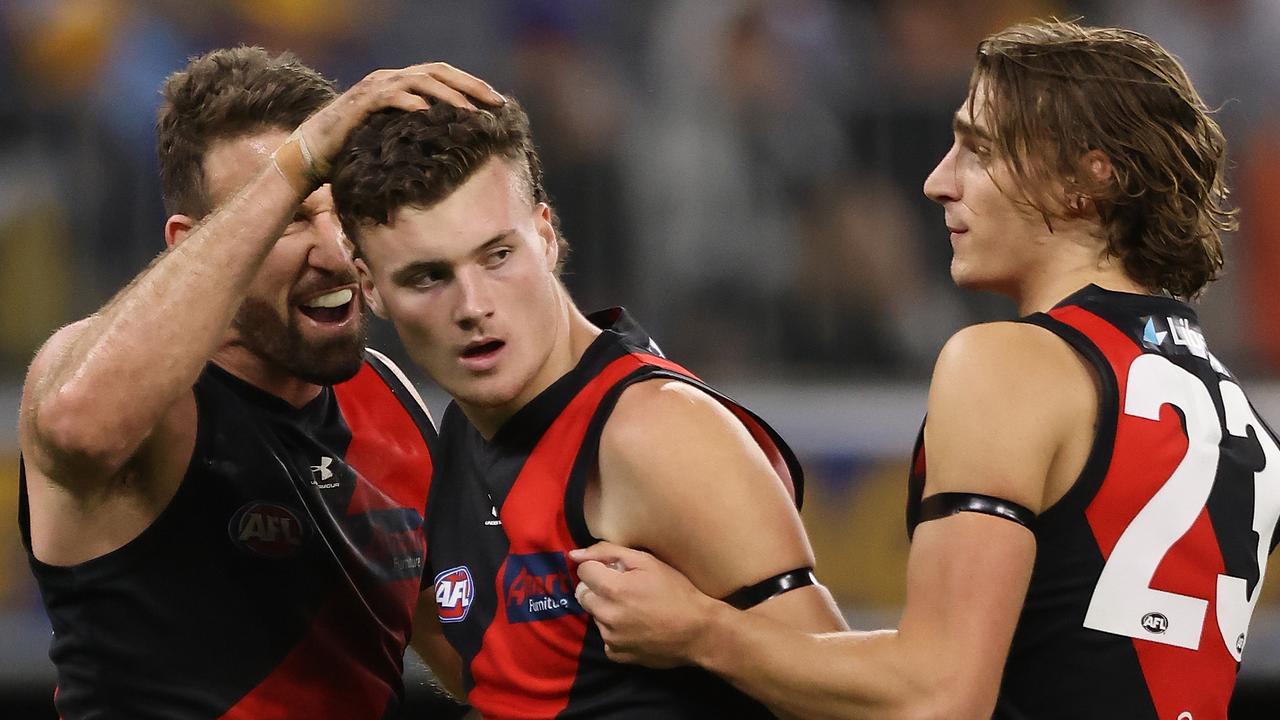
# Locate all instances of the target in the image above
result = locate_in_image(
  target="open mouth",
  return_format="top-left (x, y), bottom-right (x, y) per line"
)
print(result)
top-left (462, 340), bottom-right (505, 359)
top-left (298, 288), bottom-right (355, 324)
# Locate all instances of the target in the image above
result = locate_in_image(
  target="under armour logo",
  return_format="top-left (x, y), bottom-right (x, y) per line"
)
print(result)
top-left (486, 493), bottom-right (502, 527)
top-left (310, 457), bottom-right (339, 489)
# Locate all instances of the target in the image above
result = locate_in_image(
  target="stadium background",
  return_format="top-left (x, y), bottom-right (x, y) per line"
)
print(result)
top-left (1, 0), bottom-right (1278, 716)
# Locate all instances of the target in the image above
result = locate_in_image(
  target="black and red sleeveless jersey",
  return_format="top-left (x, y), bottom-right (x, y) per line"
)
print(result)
top-left (19, 350), bottom-right (437, 720)
top-left (426, 308), bottom-right (803, 719)
top-left (907, 284), bottom-right (1280, 719)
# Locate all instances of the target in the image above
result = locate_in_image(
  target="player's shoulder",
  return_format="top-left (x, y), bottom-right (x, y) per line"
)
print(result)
top-left (933, 320), bottom-right (1084, 390)
top-left (929, 320), bottom-right (1095, 430)
top-left (924, 322), bottom-right (1096, 503)
top-left (600, 377), bottom-right (741, 468)
top-left (606, 376), bottom-right (721, 438)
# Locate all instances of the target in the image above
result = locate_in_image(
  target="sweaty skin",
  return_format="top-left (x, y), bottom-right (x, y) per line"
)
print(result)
top-left (20, 61), bottom-right (502, 700)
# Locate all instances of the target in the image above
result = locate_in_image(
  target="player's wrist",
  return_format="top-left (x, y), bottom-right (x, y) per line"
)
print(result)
top-left (687, 597), bottom-right (736, 669)
top-left (269, 131), bottom-right (325, 197)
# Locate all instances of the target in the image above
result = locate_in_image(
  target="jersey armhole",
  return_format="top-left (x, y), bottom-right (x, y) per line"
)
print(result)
top-left (21, 383), bottom-right (209, 575)
top-left (562, 368), bottom-right (805, 548)
top-left (1018, 313), bottom-right (1120, 524)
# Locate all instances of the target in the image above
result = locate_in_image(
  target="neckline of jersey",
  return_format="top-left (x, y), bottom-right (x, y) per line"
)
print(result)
top-left (203, 361), bottom-right (334, 422)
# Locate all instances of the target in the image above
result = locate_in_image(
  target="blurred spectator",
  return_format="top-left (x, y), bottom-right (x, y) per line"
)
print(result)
top-left (5, 0), bottom-right (1270, 381)
top-left (1097, 0), bottom-right (1280, 369)
top-left (631, 0), bottom-right (858, 373)
top-left (780, 178), bottom-right (961, 375)
top-left (505, 1), bottom-right (642, 313)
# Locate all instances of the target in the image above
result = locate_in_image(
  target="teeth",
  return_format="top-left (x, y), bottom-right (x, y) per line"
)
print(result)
top-left (303, 289), bottom-right (353, 309)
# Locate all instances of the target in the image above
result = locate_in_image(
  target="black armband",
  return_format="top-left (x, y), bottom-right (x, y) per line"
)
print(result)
top-left (917, 492), bottom-right (1035, 529)
top-left (722, 567), bottom-right (818, 610)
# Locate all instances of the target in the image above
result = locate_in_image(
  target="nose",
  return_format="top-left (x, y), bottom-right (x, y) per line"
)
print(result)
top-left (305, 210), bottom-right (355, 275)
top-left (924, 142), bottom-right (960, 205)
top-left (452, 266), bottom-right (495, 330)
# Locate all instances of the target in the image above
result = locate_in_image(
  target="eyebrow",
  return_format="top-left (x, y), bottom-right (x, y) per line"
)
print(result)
top-left (388, 230), bottom-right (516, 285)
top-left (953, 114), bottom-right (994, 143)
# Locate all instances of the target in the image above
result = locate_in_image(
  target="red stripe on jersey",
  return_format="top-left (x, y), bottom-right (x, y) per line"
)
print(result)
top-left (629, 351), bottom-right (699, 379)
top-left (217, 592), bottom-right (394, 720)
top-left (334, 363), bottom-right (434, 514)
top-left (1051, 305), bottom-right (1236, 718)
top-left (467, 354), bottom-right (649, 719)
top-left (333, 362), bottom-right (434, 651)
top-left (221, 363), bottom-right (433, 720)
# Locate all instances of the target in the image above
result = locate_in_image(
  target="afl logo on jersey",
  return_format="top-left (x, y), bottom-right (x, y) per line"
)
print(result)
top-left (228, 502), bottom-right (307, 559)
top-left (1141, 612), bottom-right (1169, 635)
top-left (435, 566), bottom-right (475, 623)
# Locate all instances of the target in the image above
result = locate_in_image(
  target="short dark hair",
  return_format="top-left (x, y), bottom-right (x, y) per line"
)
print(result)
top-left (972, 20), bottom-right (1236, 299)
top-left (331, 99), bottom-right (567, 266)
top-left (156, 46), bottom-right (337, 217)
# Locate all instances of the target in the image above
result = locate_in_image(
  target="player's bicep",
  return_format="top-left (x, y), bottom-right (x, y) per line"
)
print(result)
top-left (898, 511), bottom-right (1035, 715)
top-left (598, 381), bottom-right (845, 632)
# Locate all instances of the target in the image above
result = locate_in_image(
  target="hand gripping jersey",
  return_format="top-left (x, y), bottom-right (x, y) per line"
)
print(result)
top-left (427, 308), bottom-right (803, 719)
top-left (907, 285), bottom-right (1280, 720)
top-left (19, 350), bottom-right (437, 720)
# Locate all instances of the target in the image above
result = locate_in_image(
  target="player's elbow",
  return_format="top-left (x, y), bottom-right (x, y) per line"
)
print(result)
top-left (30, 387), bottom-right (134, 475)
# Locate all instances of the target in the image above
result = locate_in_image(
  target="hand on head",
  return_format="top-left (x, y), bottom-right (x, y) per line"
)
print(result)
top-left (279, 63), bottom-right (506, 194)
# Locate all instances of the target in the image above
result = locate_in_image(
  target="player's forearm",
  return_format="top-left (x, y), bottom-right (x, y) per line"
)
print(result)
top-left (693, 603), bottom-right (975, 720)
top-left (418, 649), bottom-right (465, 701)
top-left (410, 619), bottom-right (467, 701)
top-left (31, 163), bottom-right (304, 473)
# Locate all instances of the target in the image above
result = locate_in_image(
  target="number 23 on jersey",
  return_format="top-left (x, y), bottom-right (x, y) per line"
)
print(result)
top-left (1084, 354), bottom-right (1280, 660)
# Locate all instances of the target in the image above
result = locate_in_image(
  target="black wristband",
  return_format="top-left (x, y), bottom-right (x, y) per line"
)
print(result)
top-left (722, 567), bottom-right (818, 610)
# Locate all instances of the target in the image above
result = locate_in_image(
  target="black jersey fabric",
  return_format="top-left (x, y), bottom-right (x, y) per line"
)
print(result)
top-left (908, 285), bottom-right (1280, 719)
top-left (426, 308), bottom-right (802, 719)
top-left (19, 350), bottom-right (437, 720)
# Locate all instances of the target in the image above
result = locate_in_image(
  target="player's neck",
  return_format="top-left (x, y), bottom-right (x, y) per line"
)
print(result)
top-left (1014, 252), bottom-right (1149, 316)
top-left (1000, 218), bottom-right (1146, 314)
top-left (210, 345), bottom-right (324, 408)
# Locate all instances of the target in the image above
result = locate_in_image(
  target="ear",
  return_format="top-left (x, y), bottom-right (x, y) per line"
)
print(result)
top-left (1064, 150), bottom-right (1114, 215)
top-left (164, 214), bottom-right (197, 249)
top-left (1078, 149), bottom-right (1113, 186)
top-left (355, 258), bottom-right (388, 319)
top-left (533, 202), bottom-right (559, 271)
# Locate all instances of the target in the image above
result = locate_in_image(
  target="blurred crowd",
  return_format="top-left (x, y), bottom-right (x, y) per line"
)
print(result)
top-left (1, 0), bottom-right (1279, 384)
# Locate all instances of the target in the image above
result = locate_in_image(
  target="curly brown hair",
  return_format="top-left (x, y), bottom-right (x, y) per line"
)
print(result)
top-left (156, 46), bottom-right (336, 218)
top-left (331, 100), bottom-right (566, 267)
top-left (971, 20), bottom-right (1236, 299)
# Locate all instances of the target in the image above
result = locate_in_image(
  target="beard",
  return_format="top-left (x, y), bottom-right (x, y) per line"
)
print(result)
top-left (232, 297), bottom-right (369, 385)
